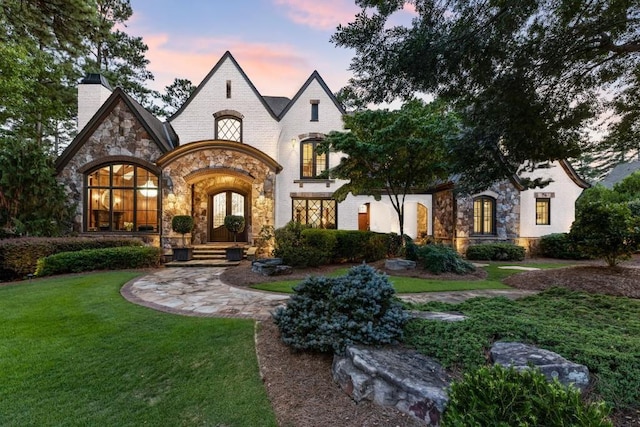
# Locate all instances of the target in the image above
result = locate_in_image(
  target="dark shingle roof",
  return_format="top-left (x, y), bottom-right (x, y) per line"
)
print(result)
top-left (600, 160), bottom-right (640, 188)
top-left (263, 96), bottom-right (290, 117)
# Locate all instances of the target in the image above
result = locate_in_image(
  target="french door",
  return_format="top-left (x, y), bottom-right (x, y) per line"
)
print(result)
top-left (210, 190), bottom-right (247, 242)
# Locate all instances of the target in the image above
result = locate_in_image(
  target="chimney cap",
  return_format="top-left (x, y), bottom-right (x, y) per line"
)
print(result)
top-left (80, 73), bottom-right (112, 90)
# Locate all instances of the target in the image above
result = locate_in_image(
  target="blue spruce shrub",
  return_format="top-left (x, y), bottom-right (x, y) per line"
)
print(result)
top-left (272, 264), bottom-right (408, 354)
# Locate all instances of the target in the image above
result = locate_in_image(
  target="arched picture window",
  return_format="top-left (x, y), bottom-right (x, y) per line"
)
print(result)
top-left (473, 196), bottom-right (496, 235)
top-left (86, 164), bottom-right (159, 232)
top-left (215, 116), bottom-right (242, 142)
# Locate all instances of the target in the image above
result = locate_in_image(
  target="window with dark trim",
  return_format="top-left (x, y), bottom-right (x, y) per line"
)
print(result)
top-left (473, 196), bottom-right (496, 235)
top-left (226, 80), bottom-right (232, 98)
top-left (310, 100), bottom-right (319, 121)
top-left (85, 164), bottom-right (159, 232)
top-left (536, 198), bottom-right (550, 225)
top-left (215, 116), bottom-right (242, 142)
top-left (292, 198), bottom-right (337, 229)
top-left (300, 139), bottom-right (328, 178)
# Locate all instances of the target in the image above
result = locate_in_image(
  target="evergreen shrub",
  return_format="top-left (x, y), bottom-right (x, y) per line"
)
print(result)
top-left (415, 244), bottom-right (475, 274)
top-left (466, 243), bottom-right (525, 261)
top-left (0, 237), bottom-right (143, 280)
top-left (442, 364), bottom-right (612, 427)
top-left (538, 233), bottom-right (589, 259)
top-left (35, 246), bottom-right (162, 276)
top-left (272, 264), bottom-right (408, 353)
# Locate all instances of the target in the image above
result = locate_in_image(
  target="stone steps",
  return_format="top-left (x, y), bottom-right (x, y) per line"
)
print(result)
top-left (166, 244), bottom-right (252, 268)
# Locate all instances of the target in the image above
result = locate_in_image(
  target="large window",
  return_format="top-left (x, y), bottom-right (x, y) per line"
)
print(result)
top-left (473, 196), bottom-right (495, 235)
top-left (292, 198), bottom-right (336, 229)
top-left (216, 117), bottom-right (241, 142)
top-left (86, 164), bottom-right (159, 232)
top-left (300, 139), bottom-right (328, 179)
top-left (536, 198), bottom-right (550, 225)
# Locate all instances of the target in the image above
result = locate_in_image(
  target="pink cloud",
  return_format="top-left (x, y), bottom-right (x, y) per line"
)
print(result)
top-left (273, 0), bottom-right (360, 30)
top-left (143, 34), bottom-right (344, 98)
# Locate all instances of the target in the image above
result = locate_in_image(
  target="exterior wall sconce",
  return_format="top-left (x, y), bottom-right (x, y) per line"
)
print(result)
top-left (290, 138), bottom-right (297, 149)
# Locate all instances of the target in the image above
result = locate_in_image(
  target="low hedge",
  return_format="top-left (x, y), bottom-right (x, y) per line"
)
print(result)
top-left (466, 243), bottom-right (525, 261)
top-left (0, 237), bottom-right (144, 280)
top-left (35, 246), bottom-right (162, 277)
top-left (538, 233), bottom-right (590, 260)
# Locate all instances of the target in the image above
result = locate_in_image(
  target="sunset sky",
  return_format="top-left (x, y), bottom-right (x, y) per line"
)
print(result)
top-left (127, 0), bottom-right (414, 99)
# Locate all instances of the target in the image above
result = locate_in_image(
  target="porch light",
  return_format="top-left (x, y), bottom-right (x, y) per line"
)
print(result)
top-left (139, 179), bottom-right (157, 197)
top-left (291, 138), bottom-right (297, 149)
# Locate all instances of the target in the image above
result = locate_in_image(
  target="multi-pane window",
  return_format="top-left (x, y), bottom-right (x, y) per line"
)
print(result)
top-left (536, 198), bottom-right (550, 225)
top-left (216, 117), bottom-right (241, 142)
top-left (473, 196), bottom-right (495, 235)
top-left (86, 164), bottom-right (159, 232)
top-left (301, 140), bottom-right (328, 178)
top-left (292, 198), bottom-right (337, 229)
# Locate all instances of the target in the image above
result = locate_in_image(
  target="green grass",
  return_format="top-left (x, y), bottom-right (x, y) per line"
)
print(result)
top-left (404, 288), bottom-right (640, 410)
top-left (251, 262), bottom-right (572, 294)
top-left (0, 272), bottom-right (277, 427)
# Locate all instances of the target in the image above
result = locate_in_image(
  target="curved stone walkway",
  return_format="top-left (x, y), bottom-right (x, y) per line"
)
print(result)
top-left (122, 267), bottom-right (537, 320)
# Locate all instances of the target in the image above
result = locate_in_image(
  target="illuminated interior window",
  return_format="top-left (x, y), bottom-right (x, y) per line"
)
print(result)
top-left (300, 140), bottom-right (328, 179)
top-left (292, 198), bottom-right (336, 229)
top-left (86, 164), bottom-right (159, 232)
top-left (536, 198), bottom-right (550, 225)
top-left (473, 196), bottom-right (495, 235)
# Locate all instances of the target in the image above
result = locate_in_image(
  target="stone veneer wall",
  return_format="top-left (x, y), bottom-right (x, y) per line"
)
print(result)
top-left (160, 147), bottom-right (276, 250)
top-left (432, 190), bottom-right (455, 245)
top-left (57, 100), bottom-right (165, 233)
top-left (455, 180), bottom-right (520, 254)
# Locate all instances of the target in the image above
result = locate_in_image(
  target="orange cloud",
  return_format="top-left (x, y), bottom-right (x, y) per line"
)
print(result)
top-left (273, 0), bottom-right (360, 30)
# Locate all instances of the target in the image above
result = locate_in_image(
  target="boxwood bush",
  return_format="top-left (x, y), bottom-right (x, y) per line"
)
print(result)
top-left (443, 365), bottom-right (612, 427)
top-left (413, 244), bottom-right (476, 275)
top-left (0, 237), bottom-right (144, 280)
top-left (35, 246), bottom-right (162, 276)
top-left (538, 233), bottom-right (589, 259)
top-left (272, 264), bottom-right (408, 353)
top-left (466, 243), bottom-right (525, 261)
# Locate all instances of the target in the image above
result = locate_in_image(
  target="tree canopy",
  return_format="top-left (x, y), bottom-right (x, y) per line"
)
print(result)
top-left (319, 99), bottom-right (458, 237)
top-left (333, 0), bottom-right (640, 192)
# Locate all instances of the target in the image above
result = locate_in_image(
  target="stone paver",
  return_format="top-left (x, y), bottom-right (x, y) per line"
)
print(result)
top-left (122, 268), bottom-right (537, 320)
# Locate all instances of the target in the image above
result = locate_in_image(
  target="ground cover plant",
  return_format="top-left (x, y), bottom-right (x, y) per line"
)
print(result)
top-left (404, 288), bottom-right (640, 411)
top-left (0, 272), bottom-right (276, 426)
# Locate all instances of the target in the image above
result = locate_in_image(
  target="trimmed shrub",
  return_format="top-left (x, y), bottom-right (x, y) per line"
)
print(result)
top-left (171, 215), bottom-right (194, 247)
top-left (272, 264), bottom-right (408, 354)
top-left (538, 233), bottom-right (589, 259)
top-left (35, 246), bottom-right (162, 276)
top-left (0, 237), bottom-right (144, 280)
top-left (466, 243), bottom-right (525, 261)
top-left (301, 228), bottom-right (336, 265)
top-left (273, 221), bottom-right (317, 267)
top-left (414, 244), bottom-right (476, 275)
top-left (442, 364), bottom-right (612, 427)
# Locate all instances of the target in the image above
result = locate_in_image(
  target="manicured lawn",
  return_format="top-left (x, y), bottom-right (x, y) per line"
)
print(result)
top-left (251, 262), bottom-right (572, 294)
top-left (0, 272), bottom-right (277, 427)
top-left (405, 288), bottom-right (640, 411)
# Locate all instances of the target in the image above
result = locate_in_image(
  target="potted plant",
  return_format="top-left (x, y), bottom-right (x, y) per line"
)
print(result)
top-left (224, 215), bottom-right (245, 261)
top-left (171, 215), bottom-right (195, 261)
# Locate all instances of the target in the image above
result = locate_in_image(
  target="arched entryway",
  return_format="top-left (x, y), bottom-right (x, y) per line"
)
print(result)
top-left (209, 189), bottom-right (249, 242)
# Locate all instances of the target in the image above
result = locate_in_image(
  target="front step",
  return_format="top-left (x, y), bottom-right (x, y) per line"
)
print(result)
top-left (165, 243), bottom-right (253, 268)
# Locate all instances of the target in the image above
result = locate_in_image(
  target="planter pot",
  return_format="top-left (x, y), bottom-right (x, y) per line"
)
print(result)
top-left (225, 246), bottom-right (244, 261)
top-left (172, 247), bottom-right (193, 262)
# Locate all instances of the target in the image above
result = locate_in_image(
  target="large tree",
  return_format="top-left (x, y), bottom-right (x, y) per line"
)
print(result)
top-left (318, 99), bottom-right (457, 238)
top-left (159, 78), bottom-right (196, 118)
top-left (333, 0), bottom-right (640, 192)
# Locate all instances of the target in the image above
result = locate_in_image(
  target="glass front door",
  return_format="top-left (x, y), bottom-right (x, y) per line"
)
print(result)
top-left (210, 191), bottom-right (247, 242)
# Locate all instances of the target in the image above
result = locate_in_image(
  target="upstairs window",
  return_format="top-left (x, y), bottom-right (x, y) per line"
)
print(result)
top-left (216, 116), bottom-right (242, 142)
top-left (310, 100), bottom-right (319, 121)
top-left (473, 196), bottom-right (496, 235)
top-left (300, 139), bottom-right (328, 179)
top-left (226, 80), bottom-right (232, 98)
top-left (536, 198), bottom-right (551, 225)
top-left (86, 164), bottom-right (159, 232)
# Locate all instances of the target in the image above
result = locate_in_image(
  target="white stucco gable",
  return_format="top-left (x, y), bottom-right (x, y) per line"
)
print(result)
top-left (518, 161), bottom-right (589, 237)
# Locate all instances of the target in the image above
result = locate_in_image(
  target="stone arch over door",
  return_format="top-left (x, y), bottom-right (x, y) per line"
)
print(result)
top-left (157, 140), bottom-right (282, 248)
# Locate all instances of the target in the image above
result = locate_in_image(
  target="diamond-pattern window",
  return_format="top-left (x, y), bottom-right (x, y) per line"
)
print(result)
top-left (292, 198), bottom-right (337, 229)
top-left (216, 117), bottom-right (241, 142)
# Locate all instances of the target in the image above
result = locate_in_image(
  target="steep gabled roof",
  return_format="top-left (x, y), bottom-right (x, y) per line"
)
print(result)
top-left (169, 51), bottom-right (281, 121)
top-left (277, 71), bottom-right (346, 119)
top-left (600, 160), bottom-right (640, 189)
top-left (56, 87), bottom-right (176, 173)
top-left (263, 96), bottom-right (290, 117)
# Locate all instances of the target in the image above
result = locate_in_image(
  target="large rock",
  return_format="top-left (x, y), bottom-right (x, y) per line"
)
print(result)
top-left (490, 341), bottom-right (590, 390)
top-left (385, 258), bottom-right (417, 271)
top-left (333, 346), bottom-right (451, 426)
top-left (251, 258), bottom-right (292, 276)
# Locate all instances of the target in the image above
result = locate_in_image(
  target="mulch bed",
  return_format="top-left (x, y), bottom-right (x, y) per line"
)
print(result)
top-left (225, 259), bottom-right (640, 427)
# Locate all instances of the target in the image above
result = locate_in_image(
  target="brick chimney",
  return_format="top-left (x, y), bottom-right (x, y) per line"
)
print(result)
top-left (77, 74), bottom-right (112, 130)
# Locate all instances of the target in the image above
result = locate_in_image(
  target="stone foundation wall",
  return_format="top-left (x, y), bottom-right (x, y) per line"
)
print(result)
top-left (433, 189), bottom-right (454, 244)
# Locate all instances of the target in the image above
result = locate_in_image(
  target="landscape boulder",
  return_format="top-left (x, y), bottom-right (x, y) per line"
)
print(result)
top-left (385, 258), bottom-right (416, 271)
top-left (251, 258), bottom-right (292, 276)
top-left (490, 341), bottom-right (590, 390)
